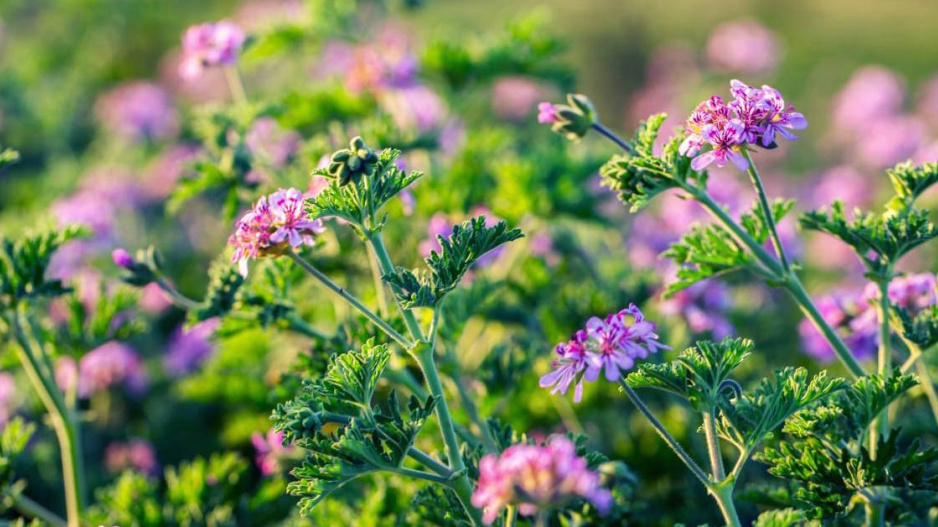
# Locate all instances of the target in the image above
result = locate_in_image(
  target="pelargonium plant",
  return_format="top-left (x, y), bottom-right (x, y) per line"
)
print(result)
top-left (3, 4), bottom-right (938, 527)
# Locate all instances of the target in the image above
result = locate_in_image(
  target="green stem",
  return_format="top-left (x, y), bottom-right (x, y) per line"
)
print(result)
top-left (871, 281), bottom-right (892, 458)
top-left (224, 65), bottom-right (249, 106)
top-left (592, 122), bottom-right (636, 154)
top-left (702, 411), bottom-right (725, 481)
top-left (8, 492), bottom-right (67, 527)
top-left (392, 466), bottom-right (452, 484)
top-left (619, 381), bottom-right (710, 487)
top-left (896, 336), bottom-right (938, 429)
top-left (784, 277), bottom-right (867, 378)
top-left (284, 313), bottom-right (330, 339)
top-left (448, 475), bottom-right (485, 527)
top-left (366, 244), bottom-right (390, 318)
top-left (452, 373), bottom-right (499, 454)
top-left (408, 448), bottom-right (452, 477)
top-left (742, 149), bottom-right (790, 272)
top-left (287, 252), bottom-right (412, 348)
top-left (505, 505), bottom-right (518, 527)
top-left (155, 277), bottom-right (202, 311)
top-left (415, 345), bottom-right (465, 473)
top-left (711, 480), bottom-right (742, 527)
top-left (690, 189), bottom-right (782, 277)
top-left (368, 232), bottom-right (425, 341)
top-left (9, 313), bottom-right (85, 527)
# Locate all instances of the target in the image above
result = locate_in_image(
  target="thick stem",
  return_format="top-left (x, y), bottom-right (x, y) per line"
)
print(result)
top-left (287, 252), bottom-right (412, 348)
top-left (710, 481), bottom-right (742, 527)
top-left (742, 149), bottom-right (790, 272)
top-left (448, 475), bottom-right (485, 527)
top-left (415, 345), bottom-right (465, 473)
top-left (407, 448), bottom-right (452, 477)
top-left (784, 277), bottom-right (867, 378)
top-left (702, 411), bottom-right (725, 481)
top-left (9, 314), bottom-right (84, 526)
top-left (691, 189), bottom-right (783, 277)
top-left (504, 505), bottom-right (518, 527)
top-left (619, 381), bottom-right (710, 486)
top-left (368, 232), bottom-right (425, 341)
top-left (871, 281), bottom-right (892, 458)
top-left (366, 244), bottom-right (390, 318)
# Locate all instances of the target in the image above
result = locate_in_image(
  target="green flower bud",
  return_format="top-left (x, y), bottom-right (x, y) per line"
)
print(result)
top-left (550, 93), bottom-right (597, 141)
top-left (327, 136), bottom-right (380, 186)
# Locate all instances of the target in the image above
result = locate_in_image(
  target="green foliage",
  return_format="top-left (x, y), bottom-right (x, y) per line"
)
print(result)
top-left (895, 303), bottom-right (938, 349)
top-left (114, 246), bottom-right (163, 288)
top-left (627, 337), bottom-right (752, 409)
top-left (547, 93), bottom-right (597, 141)
top-left (800, 200), bottom-right (938, 277)
top-left (753, 508), bottom-right (818, 527)
top-left (756, 372), bottom-right (935, 521)
top-left (886, 161), bottom-right (938, 210)
top-left (55, 283), bottom-right (146, 354)
top-left (718, 368), bottom-right (845, 450)
top-left (192, 260), bottom-right (247, 322)
top-left (0, 146), bottom-right (20, 171)
top-left (309, 146), bottom-right (422, 230)
top-left (663, 199), bottom-right (793, 295)
top-left (87, 453), bottom-right (251, 527)
top-left (0, 226), bottom-right (86, 310)
top-left (384, 216), bottom-right (523, 308)
top-left (599, 114), bottom-right (702, 212)
top-left (422, 14), bottom-right (572, 90)
top-left (272, 340), bottom-right (438, 514)
top-left (0, 418), bottom-right (34, 488)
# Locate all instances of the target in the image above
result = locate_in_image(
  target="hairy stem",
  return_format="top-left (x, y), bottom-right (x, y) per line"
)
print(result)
top-left (710, 480), bottom-right (742, 527)
top-left (702, 411), bottom-right (725, 481)
top-left (287, 252), bottom-right (412, 348)
top-left (871, 281), bottom-right (892, 458)
top-left (407, 447), bottom-right (452, 477)
top-left (619, 381), bottom-right (710, 486)
top-left (9, 313), bottom-right (85, 527)
top-left (368, 232), bottom-right (425, 341)
top-left (742, 149), bottom-right (790, 272)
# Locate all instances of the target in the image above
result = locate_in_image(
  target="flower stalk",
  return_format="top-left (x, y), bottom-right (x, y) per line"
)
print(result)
top-left (742, 149), bottom-right (790, 272)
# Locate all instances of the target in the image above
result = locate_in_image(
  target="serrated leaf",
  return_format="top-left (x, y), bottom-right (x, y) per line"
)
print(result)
top-left (0, 226), bottom-right (87, 309)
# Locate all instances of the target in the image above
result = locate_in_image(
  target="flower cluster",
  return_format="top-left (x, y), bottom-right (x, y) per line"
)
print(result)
top-left (164, 318), bottom-right (222, 377)
top-left (229, 188), bottom-right (325, 276)
top-left (540, 305), bottom-right (668, 402)
top-left (179, 20), bottom-right (246, 80)
top-left (104, 439), bottom-right (158, 477)
top-left (800, 273), bottom-right (937, 363)
top-left (251, 428), bottom-right (296, 475)
top-left (681, 80), bottom-right (807, 171)
top-left (471, 435), bottom-right (612, 524)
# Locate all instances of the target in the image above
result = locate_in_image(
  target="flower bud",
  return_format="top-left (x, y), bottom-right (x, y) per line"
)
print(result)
top-left (327, 136), bottom-right (380, 186)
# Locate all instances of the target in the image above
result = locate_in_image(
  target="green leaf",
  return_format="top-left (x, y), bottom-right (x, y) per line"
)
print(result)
top-left (886, 161), bottom-right (938, 210)
top-left (0, 226), bottom-right (87, 310)
top-left (382, 267), bottom-right (437, 309)
top-left (424, 216), bottom-right (523, 300)
top-left (313, 339), bottom-right (390, 408)
top-left (192, 260), bottom-right (247, 322)
top-left (800, 201), bottom-right (938, 276)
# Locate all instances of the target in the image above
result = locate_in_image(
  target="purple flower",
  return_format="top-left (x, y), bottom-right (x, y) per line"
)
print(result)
top-left (537, 102), bottom-right (558, 124)
top-left (229, 188), bottom-right (325, 276)
top-left (164, 318), bottom-right (221, 376)
top-left (541, 305), bottom-right (668, 402)
top-left (706, 20), bottom-right (780, 75)
top-left (691, 120), bottom-right (748, 171)
top-left (179, 21), bottom-right (246, 80)
top-left (251, 429), bottom-right (296, 475)
top-left (382, 85), bottom-right (447, 133)
top-left (757, 85), bottom-right (807, 146)
top-left (105, 439), bottom-right (158, 477)
top-left (659, 279), bottom-right (735, 339)
top-left (864, 273), bottom-right (937, 314)
top-left (798, 291), bottom-right (878, 363)
top-left (831, 67), bottom-right (905, 132)
top-left (245, 117), bottom-right (301, 168)
top-left (94, 82), bottom-right (179, 141)
top-left (471, 435), bottom-right (612, 524)
top-left (112, 249), bottom-right (134, 269)
top-left (491, 77), bottom-right (548, 121)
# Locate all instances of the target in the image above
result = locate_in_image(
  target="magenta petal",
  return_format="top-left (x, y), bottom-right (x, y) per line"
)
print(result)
top-left (761, 127), bottom-right (776, 147)
top-left (573, 380), bottom-right (585, 403)
top-left (691, 151), bottom-right (716, 171)
top-left (539, 370), bottom-right (562, 388)
top-left (728, 150), bottom-right (749, 171)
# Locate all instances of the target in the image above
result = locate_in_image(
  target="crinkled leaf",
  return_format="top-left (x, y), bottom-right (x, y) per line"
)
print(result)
top-left (0, 226), bottom-right (87, 309)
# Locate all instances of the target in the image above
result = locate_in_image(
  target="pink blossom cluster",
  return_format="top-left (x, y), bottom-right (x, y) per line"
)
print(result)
top-left (229, 188), bottom-right (325, 276)
top-left (179, 21), bottom-right (246, 80)
top-left (681, 80), bottom-right (807, 171)
top-left (800, 273), bottom-right (937, 362)
top-left (104, 439), bottom-right (158, 476)
top-left (56, 342), bottom-right (148, 398)
top-left (94, 81), bottom-right (179, 141)
top-left (705, 20), bottom-right (780, 75)
top-left (540, 305), bottom-right (669, 403)
top-left (251, 428), bottom-right (296, 475)
top-left (471, 435), bottom-right (612, 524)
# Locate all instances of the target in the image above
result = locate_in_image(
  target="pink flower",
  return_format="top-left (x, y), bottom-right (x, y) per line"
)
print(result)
top-left (0, 373), bottom-right (17, 426)
top-left (111, 249), bottom-right (134, 269)
top-left (706, 20), bottom-right (780, 75)
top-left (831, 66), bottom-right (905, 132)
top-left (471, 435), bottom-right (612, 524)
top-left (179, 21), bottom-right (246, 80)
top-left (252, 429), bottom-right (295, 475)
top-left (541, 305), bottom-right (668, 402)
top-left (73, 342), bottom-right (148, 398)
top-left (691, 120), bottom-right (748, 171)
top-left (229, 189), bottom-right (325, 276)
top-left (537, 102), bottom-right (558, 124)
top-left (105, 439), bottom-right (158, 476)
